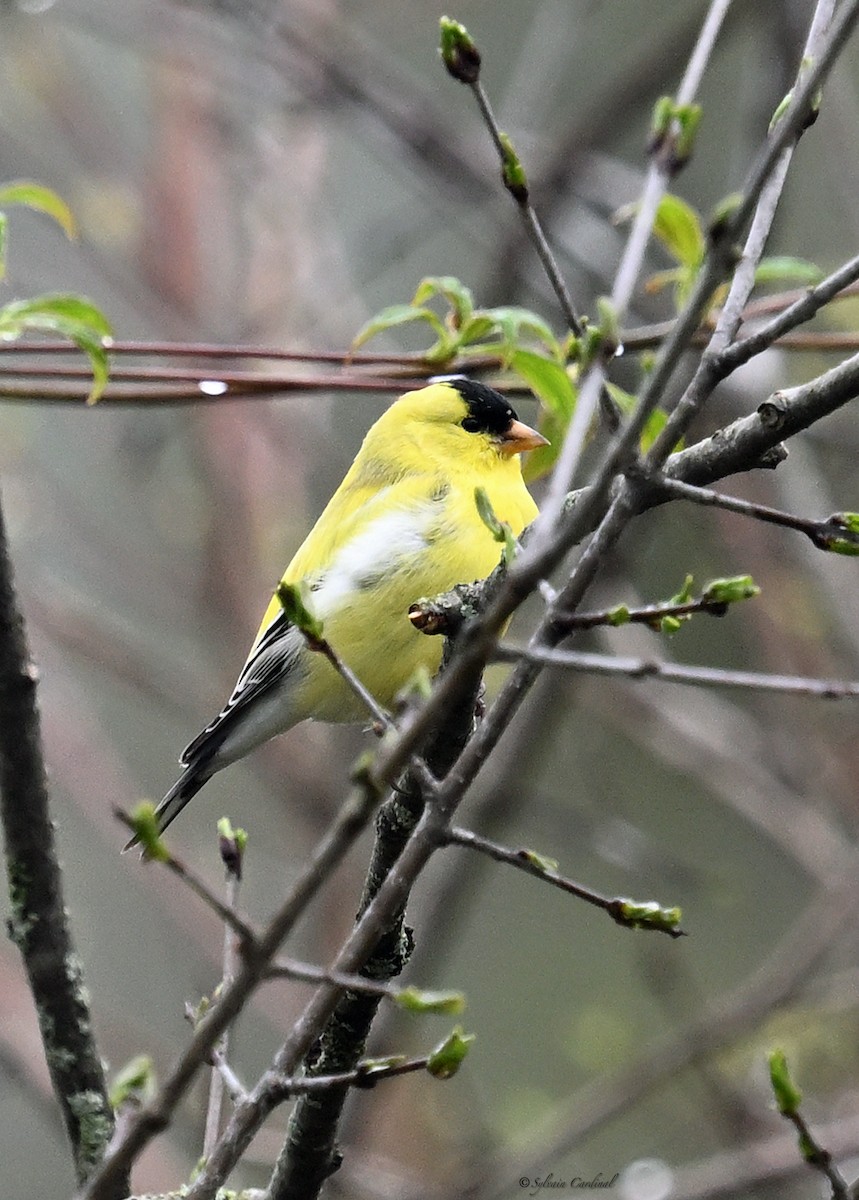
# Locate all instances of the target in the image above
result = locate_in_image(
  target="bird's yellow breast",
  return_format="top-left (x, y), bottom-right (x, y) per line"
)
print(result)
top-left (255, 452), bottom-right (536, 723)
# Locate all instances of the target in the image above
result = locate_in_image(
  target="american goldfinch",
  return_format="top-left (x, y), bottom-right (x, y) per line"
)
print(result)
top-left (145, 378), bottom-right (546, 841)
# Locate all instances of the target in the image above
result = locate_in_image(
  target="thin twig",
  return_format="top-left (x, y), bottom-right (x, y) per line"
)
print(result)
top-left (474, 859), bottom-right (859, 1199)
top-left (82, 771), bottom-right (385, 1200)
top-left (778, 1105), bottom-right (852, 1200)
top-left (271, 1054), bottom-right (427, 1097)
top-left (445, 826), bottom-right (684, 937)
top-left (467, 79), bottom-right (582, 337)
top-left (203, 869), bottom-right (242, 1161)
top-left (266, 956), bottom-right (449, 1005)
top-left (494, 643), bottom-right (859, 699)
top-left (209, 1048), bottom-right (248, 1106)
top-left (551, 589), bottom-right (750, 632)
top-left (115, 809), bottom-right (257, 947)
top-left (652, 475), bottom-right (859, 551)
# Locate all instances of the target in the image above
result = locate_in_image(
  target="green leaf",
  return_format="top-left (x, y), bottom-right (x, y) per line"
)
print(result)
top-left (702, 575), bottom-right (760, 604)
top-left (509, 348), bottom-right (576, 482)
top-left (0, 180), bottom-right (78, 239)
top-left (518, 848), bottom-right (559, 873)
top-left (276, 580), bottom-right (324, 642)
top-left (652, 194), bottom-right (705, 269)
top-left (768, 1048), bottom-right (802, 1115)
top-left (439, 16), bottom-right (481, 84)
top-left (673, 103), bottom-right (703, 163)
top-left (499, 132), bottom-right (528, 201)
top-left (216, 817), bottom-right (248, 877)
top-left (510, 349), bottom-right (575, 417)
top-left (670, 574), bottom-right (695, 606)
top-left (357, 1054), bottom-right (407, 1079)
top-left (615, 898), bottom-right (683, 934)
top-left (412, 276), bottom-right (474, 327)
top-left (821, 512), bottom-right (859, 555)
top-left (650, 95), bottom-right (674, 142)
top-left (127, 802), bottom-right (170, 863)
top-left (396, 987), bottom-right (466, 1015)
top-left (109, 1055), bottom-right (155, 1110)
top-left (831, 511), bottom-right (859, 534)
top-left (457, 313), bottom-right (496, 345)
top-left (0, 293), bottom-right (113, 402)
top-left (660, 615), bottom-right (683, 635)
top-left (607, 604), bottom-right (630, 626)
top-left (426, 1026), bottom-right (475, 1079)
top-left (489, 307), bottom-right (560, 357)
top-left (474, 486), bottom-right (516, 564)
top-left (754, 257), bottom-right (824, 286)
top-left (604, 382), bottom-right (676, 454)
top-left (594, 296), bottom-right (621, 356)
top-left (351, 303), bottom-right (450, 357)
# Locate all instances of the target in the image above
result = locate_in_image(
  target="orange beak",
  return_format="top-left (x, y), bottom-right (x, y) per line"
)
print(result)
top-left (498, 418), bottom-right (550, 456)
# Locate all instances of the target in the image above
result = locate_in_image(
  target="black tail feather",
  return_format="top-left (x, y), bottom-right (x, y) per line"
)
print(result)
top-left (122, 763), bottom-right (211, 852)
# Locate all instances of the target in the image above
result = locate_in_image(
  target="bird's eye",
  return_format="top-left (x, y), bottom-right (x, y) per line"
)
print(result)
top-left (461, 416), bottom-right (481, 433)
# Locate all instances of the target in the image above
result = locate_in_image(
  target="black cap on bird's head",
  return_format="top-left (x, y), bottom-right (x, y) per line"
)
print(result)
top-left (446, 376), bottom-right (548, 455)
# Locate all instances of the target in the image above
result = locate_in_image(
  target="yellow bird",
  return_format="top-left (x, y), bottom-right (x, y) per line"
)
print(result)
top-left (146, 378), bottom-right (546, 841)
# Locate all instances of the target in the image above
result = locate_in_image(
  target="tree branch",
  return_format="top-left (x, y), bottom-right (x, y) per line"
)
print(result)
top-left (0, 488), bottom-right (120, 1194)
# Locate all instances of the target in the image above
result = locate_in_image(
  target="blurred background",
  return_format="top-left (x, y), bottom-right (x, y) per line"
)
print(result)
top-left (2, 1), bottom-right (859, 1196)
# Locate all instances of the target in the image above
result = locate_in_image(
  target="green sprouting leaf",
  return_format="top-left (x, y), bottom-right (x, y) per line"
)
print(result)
top-left (708, 192), bottom-right (743, 241)
top-left (510, 349), bottom-right (575, 417)
top-left (276, 580), bottom-right (324, 642)
top-left (607, 604), bottom-right (630, 626)
top-left (831, 511), bottom-right (859, 534)
top-left (499, 132), bottom-right (528, 201)
top-left (769, 89), bottom-right (794, 132)
top-left (351, 303), bottom-right (451, 359)
top-left (357, 1055), bottom-right (407, 1080)
top-left (822, 511), bottom-right (859, 553)
top-left (412, 276), bottom-right (474, 328)
top-left (439, 16), bottom-right (481, 84)
top-left (615, 898), bottom-right (683, 934)
top-left (604, 382), bottom-right (675, 454)
top-left (426, 1026), bottom-right (475, 1079)
top-left (754, 257), bottom-right (824, 287)
top-left (670, 574), bottom-right (695, 606)
top-left (768, 1048), bottom-right (802, 1115)
top-left (475, 307), bottom-right (561, 364)
top-left (127, 802), bottom-right (170, 863)
top-left (702, 575), bottom-right (760, 605)
top-left (511, 343), bottom-right (578, 482)
top-left (518, 848), bottom-right (559, 873)
top-left (458, 313), bottom-right (496, 345)
top-left (650, 95), bottom-right (674, 142)
top-left (0, 293), bottom-right (113, 402)
top-left (828, 538), bottom-right (859, 555)
top-left (673, 103), bottom-right (703, 164)
top-left (0, 180), bottom-right (78, 239)
top-left (510, 348), bottom-right (576, 482)
top-left (660, 615), bottom-right (683, 635)
top-left (396, 987), bottom-right (466, 1015)
top-left (109, 1055), bottom-right (155, 1110)
top-left (474, 486), bottom-right (516, 564)
top-left (217, 817), bottom-right (248, 877)
top-left (595, 296), bottom-right (620, 354)
top-left (652, 194), bottom-right (705, 269)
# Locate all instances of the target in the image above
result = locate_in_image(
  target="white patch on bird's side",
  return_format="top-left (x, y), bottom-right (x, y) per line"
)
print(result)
top-left (312, 504), bottom-right (434, 617)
